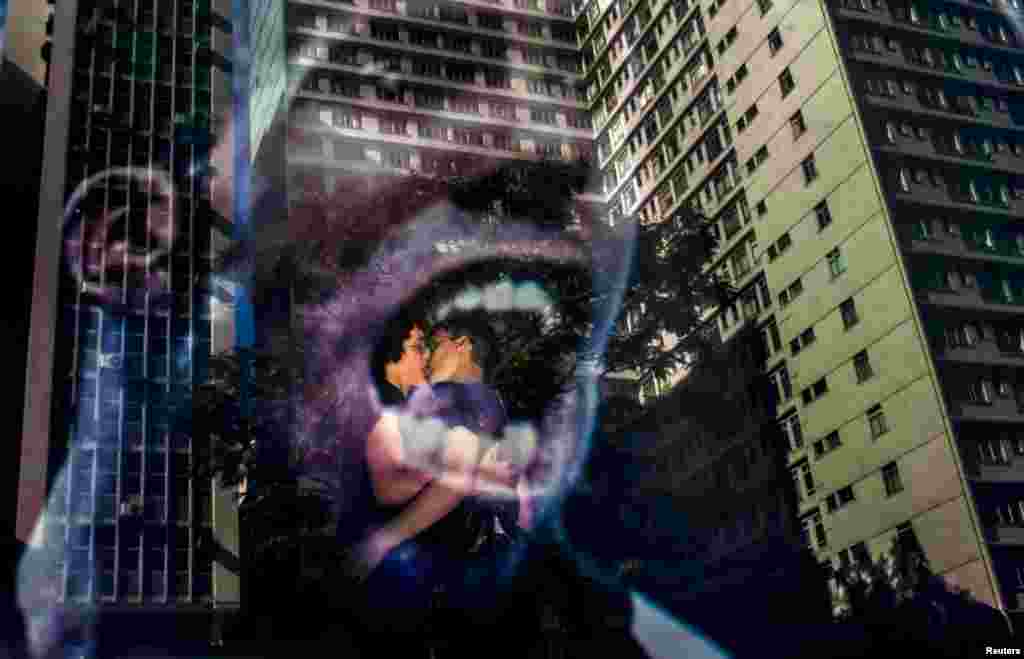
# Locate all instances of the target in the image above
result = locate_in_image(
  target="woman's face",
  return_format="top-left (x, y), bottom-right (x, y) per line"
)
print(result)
top-left (397, 325), bottom-right (429, 387)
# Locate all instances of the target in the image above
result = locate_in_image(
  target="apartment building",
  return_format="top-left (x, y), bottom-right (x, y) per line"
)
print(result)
top-left (617, 322), bottom-right (833, 655)
top-left (18, 0), bottom-right (240, 650)
top-left (580, 0), bottom-right (1024, 627)
top-left (282, 0), bottom-right (594, 198)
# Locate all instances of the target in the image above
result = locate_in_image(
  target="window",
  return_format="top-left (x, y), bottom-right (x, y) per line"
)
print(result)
top-left (791, 326), bottom-right (816, 355)
top-left (769, 365), bottom-right (793, 402)
top-left (787, 276), bottom-right (802, 299)
top-left (491, 102), bottom-right (516, 120)
top-left (791, 111), bottom-right (807, 139)
top-left (781, 412), bottom-right (804, 450)
top-left (800, 508), bottom-right (827, 549)
top-left (882, 462), bottom-right (904, 496)
top-left (378, 117), bottom-right (406, 135)
top-left (484, 70), bottom-right (510, 88)
top-left (800, 462), bottom-right (816, 497)
top-left (524, 48), bottom-right (546, 66)
top-left (827, 247), bottom-right (846, 278)
top-left (802, 378), bottom-right (828, 405)
top-left (825, 485), bottom-right (855, 512)
top-left (867, 403), bottom-right (888, 438)
top-left (370, 21), bottom-right (400, 41)
top-left (520, 21), bottom-right (544, 38)
top-left (854, 350), bottom-right (874, 382)
top-left (768, 28), bottom-right (783, 55)
top-left (814, 430), bottom-right (842, 460)
top-left (382, 150), bottom-right (411, 169)
top-left (802, 155), bottom-right (818, 183)
top-left (446, 64), bottom-right (475, 83)
top-left (478, 12), bottom-right (504, 30)
top-left (779, 68), bottom-right (795, 96)
top-left (413, 59), bottom-right (441, 77)
top-left (885, 121), bottom-right (897, 144)
top-left (332, 110), bottom-right (361, 129)
top-left (969, 378), bottom-right (995, 404)
top-left (898, 168), bottom-right (911, 192)
top-left (451, 97), bottom-right (479, 114)
top-left (481, 41), bottom-right (506, 59)
top-left (979, 438), bottom-right (1010, 465)
top-left (409, 29), bottom-right (438, 47)
top-left (377, 86), bottom-right (402, 103)
top-left (414, 90), bottom-right (445, 110)
top-left (531, 108), bottom-right (557, 124)
top-left (815, 201), bottom-right (832, 230)
top-left (756, 200), bottom-right (768, 216)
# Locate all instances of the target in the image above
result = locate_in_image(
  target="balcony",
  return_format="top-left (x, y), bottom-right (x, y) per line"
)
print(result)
top-left (985, 524), bottom-right (1024, 544)
top-left (949, 390), bottom-right (1024, 423)
top-left (848, 35), bottom-right (1024, 94)
top-left (889, 173), bottom-right (1024, 218)
top-left (834, 0), bottom-right (1020, 54)
top-left (862, 81), bottom-right (1022, 130)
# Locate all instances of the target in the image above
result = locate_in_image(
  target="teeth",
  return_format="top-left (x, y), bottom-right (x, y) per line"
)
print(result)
top-left (453, 286), bottom-right (482, 311)
top-left (483, 280), bottom-right (515, 310)
top-left (512, 282), bottom-right (551, 312)
top-left (439, 281), bottom-right (553, 320)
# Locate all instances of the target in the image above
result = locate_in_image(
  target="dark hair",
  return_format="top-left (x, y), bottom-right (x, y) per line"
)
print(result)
top-left (432, 312), bottom-right (495, 376)
top-left (371, 311), bottom-right (422, 388)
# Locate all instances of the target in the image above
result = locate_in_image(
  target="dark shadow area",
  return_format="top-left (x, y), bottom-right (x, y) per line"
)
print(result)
top-left (0, 57), bottom-right (44, 549)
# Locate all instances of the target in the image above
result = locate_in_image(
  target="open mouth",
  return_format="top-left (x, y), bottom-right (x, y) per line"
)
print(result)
top-left (369, 256), bottom-right (592, 504)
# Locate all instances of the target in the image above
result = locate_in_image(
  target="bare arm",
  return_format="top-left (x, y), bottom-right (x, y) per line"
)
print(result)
top-left (366, 413), bottom-right (434, 505)
top-left (354, 427), bottom-right (481, 576)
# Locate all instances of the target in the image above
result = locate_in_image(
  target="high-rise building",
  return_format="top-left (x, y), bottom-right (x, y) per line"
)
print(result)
top-left (616, 322), bottom-right (833, 657)
top-left (18, 0), bottom-right (240, 651)
top-left (282, 0), bottom-right (593, 194)
top-left (579, 0), bottom-right (1024, 629)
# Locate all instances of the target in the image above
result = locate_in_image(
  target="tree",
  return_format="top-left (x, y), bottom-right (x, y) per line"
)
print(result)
top-left (173, 346), bottom-right (335, 642)
top-left (830, 533), bottom-right (1013, 656)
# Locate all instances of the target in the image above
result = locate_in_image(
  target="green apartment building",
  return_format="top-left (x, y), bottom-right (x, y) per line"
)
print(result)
top-left (581, 0), bottom-right (1024, 626)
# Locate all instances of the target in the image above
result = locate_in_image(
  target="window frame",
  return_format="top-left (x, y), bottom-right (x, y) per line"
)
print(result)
top-left (868, 403), bottom-right (888, 438)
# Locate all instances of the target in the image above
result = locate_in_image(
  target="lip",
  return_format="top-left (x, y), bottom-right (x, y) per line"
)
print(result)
top-left (300, 200), bottom-right (632, 511)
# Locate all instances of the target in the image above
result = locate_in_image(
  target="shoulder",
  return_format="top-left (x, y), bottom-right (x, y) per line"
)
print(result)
top-left (406, 383), bottom-right (457, 415)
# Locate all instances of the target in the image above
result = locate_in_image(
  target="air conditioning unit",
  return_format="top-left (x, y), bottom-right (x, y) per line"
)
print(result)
top-left (120, 496), bottom-right (143, 517)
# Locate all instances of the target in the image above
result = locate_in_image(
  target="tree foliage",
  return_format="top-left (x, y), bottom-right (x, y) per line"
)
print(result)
top-left (830, 533), bottom-right (1012, 656)
top-left (174, 347), bottom-right (333, 567)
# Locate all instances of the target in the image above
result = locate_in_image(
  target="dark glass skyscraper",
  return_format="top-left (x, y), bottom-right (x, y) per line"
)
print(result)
top-left (18, 0), bottom-right (238, 649)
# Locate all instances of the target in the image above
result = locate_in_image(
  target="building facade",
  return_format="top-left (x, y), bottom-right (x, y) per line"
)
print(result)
top-left (579, 0), bottom-right (1024, 628)
top-left (282, 0), bottom-right (593, 193)
top-left (18, 0), bottom-right (240, 649)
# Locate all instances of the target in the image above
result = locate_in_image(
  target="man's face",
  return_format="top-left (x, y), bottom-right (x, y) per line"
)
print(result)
top-left (426, 329), bottom-right (466, 383)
